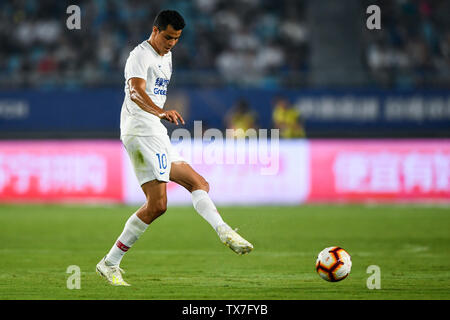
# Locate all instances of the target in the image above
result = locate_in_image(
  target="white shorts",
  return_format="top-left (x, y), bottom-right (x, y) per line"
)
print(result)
top-left (121, 135), bottom-right (186, 185)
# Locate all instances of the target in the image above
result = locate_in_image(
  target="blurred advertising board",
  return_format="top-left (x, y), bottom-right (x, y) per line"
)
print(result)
top-left (308, 139), bottom-right (450, 203)
top-left (1, 89), bottom-right (449, 138)
top-left (0, 141), bottom-right (123, 203)
top-left (123, 139), bottom-right (310, 205)
top-left (1, 139), bottom-right (448, 205)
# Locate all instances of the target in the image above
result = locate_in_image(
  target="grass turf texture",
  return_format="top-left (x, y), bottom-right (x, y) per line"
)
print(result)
top-left (0, 204), bottom-right (449, 300)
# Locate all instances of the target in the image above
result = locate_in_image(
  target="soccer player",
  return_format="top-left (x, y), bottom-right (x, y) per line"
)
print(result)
top-left (96, 10), bottom-right (253, 286)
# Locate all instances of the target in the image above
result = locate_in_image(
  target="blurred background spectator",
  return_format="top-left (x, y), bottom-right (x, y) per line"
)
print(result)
top-left (0, 0), bottom-right (449, 139)
top-left (272, 96), bottom-right (305, 138)
top-left (3, 0), bottom-right (448, 90)
top-left (362, 0), bottom-right (450, 89)
top-left (224, 98), bottom-right (258, 137)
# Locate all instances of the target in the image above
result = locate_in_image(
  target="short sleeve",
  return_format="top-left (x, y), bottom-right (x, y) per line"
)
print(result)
top-left (124, 49), bottom-right (151, 82)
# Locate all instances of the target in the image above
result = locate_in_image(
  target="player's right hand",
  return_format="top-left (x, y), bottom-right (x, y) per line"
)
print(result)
top-left (160, 110), bottom-right (185, 125)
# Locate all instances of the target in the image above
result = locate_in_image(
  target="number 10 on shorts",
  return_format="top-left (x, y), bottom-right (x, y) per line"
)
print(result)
top-left (156, 153), bottom-right (167, 174)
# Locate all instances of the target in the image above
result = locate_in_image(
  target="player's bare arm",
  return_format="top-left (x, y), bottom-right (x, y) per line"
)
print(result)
top-left (128, 77), bottom-right (185, 125)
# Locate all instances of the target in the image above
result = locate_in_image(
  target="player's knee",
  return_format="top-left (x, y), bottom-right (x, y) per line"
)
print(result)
top-left (153, 199), bottom-right (167, 217)
top-left (144, 199), bottom-right (167, 220)
top-left (196, 177), bottom-right (209, 193)
top-left (203, 179), bottom-right (210, 193)
top-left (187, 175), bottom-right (209, 193)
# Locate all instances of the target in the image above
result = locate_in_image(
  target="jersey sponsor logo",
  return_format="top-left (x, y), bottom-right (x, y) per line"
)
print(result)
top-left (154, 77), bottom-right (169, 96)
top-left (154, 88), bottom-right (167, 95)
top-left (155, 77), bottom-right (169, 87)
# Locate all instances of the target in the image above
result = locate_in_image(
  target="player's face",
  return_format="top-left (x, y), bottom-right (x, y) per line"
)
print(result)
top-left (152, 24), bottom-right (182, 55)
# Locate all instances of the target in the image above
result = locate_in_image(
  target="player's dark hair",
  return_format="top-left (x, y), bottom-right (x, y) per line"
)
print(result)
top-left (153, 10), bottom-right (185, 31)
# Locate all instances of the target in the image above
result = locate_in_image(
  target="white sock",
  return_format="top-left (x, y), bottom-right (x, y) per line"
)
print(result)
top-left (191, 189), bottom-right (226, 231)
top-left (105, 213), bottom-right (149, 266)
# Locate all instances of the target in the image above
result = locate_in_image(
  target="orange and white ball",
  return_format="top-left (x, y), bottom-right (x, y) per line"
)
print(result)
top-left (316, 246), bottom-right (352, 282)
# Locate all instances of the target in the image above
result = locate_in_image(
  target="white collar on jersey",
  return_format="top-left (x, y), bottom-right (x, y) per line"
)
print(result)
top-left (144, 40), bottom-right (170, 58)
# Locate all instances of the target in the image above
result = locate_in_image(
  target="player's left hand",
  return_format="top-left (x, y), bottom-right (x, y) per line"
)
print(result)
top-left (160, 110), bottom-right (185, 125)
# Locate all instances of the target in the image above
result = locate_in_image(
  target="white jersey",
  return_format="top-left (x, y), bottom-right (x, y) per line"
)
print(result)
top-left (120, 40), bottom-right (172, 137)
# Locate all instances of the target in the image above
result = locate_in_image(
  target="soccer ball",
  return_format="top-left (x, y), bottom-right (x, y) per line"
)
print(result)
top-left (315, 246), bottom-right (352, 282)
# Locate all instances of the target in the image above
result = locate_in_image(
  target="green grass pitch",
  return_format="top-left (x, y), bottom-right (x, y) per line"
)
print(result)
top-left (0, 203), bottom-right (449, 300)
